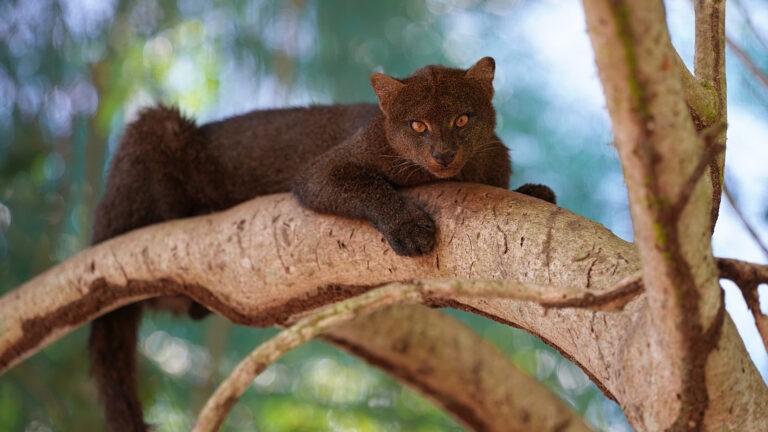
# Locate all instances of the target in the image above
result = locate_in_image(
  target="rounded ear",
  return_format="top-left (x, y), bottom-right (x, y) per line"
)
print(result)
top-left (465, 57), bottom-right (495, 97)
top-left (370, 73), bottom-right (405, 114)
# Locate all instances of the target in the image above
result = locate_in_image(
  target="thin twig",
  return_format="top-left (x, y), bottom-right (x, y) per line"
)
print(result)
top-left (723, 182), bottom-right (768, 260)
top-left (717, 258), bottom-right (768, 350)
top-left (193, 284), bottom-right (419, 431)
top-left (726, 36), bottom-right (768, 92)
top-left (195, 256), bottom-right (768, 429)
top-left (193, 277), bottom-right (642, 430)
top-left (421, 278), bottom-right (643, 311)
top-left (717, 258), bottom-right (768, 285)
top-left (731, 0), bottom-right (768, 53)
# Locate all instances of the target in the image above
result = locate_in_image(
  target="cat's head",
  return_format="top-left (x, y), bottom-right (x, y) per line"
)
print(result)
top-left (370, 57), bottom-right (497, 179)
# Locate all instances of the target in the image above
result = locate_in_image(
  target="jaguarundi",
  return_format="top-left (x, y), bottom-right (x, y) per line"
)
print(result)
top-left (90, 56), bottom-right (555, 431)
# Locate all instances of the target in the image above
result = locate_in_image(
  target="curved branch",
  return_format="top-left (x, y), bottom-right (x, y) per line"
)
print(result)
top-left (1, 184), bottom-right (766, 430)
top-left (195, 285), bottom-right (592, 432)
top-left (326, 305), bottom-right (590, 432)
top-left (0, 184), bottom-right (638, 373)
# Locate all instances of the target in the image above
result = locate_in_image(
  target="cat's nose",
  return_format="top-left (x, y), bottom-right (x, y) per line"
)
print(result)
top-left (431, 149), bottom-right (456, 166)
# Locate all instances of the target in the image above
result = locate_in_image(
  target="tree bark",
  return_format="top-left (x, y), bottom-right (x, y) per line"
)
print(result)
top-left (195, 294), bottom-right (591, 432)
top-left (326, 305), bottom-right (590, 432)
top-left (2, 184), bottom-right (766, 430)
top-left (2, 3), bottom-right (765, 429)
top-left (581, 0), bottom-right (763, 430)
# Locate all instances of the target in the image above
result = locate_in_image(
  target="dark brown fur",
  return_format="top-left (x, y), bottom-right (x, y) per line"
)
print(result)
top-left (90, 57), bottom-right (554, 431)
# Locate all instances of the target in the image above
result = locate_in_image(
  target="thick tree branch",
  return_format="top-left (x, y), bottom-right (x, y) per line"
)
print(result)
top-left (583, 0), bottom-right (742, 430)
top-left (0, 184), bottom-right (638, 373)
top-left (1, 184), bottom-right (766, 431)
top-left (326, 305), bottom-right (591, 432)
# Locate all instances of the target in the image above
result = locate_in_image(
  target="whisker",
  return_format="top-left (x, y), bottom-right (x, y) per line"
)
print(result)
top-left (391, 160), bottom-right (416, 176)
top-left (401, 164), bottom-right (423, 183)
top-left (393, 160), bottom-right (417, 172)
top-left (380, 154), bottom-right (409, 160)
top-left (474, 146), bottom-right (502, 156)
top-left (472, 141), bottom-right (505, 156)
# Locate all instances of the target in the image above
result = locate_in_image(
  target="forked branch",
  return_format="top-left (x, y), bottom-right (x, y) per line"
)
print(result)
top-left (583, 0), bottom-right (730, 429)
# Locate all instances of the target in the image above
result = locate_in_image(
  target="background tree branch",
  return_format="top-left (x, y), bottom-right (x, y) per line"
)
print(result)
top-left (195, 289), bottom-right (592, 432)
top-left (326, 305), bottom-right (592, 432)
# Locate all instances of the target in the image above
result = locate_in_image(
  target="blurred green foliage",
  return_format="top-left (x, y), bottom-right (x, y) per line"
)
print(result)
top-left (0, 0), bottom-right (632, 430)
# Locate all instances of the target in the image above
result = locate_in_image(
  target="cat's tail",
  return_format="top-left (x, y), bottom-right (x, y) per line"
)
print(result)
top-left (89, 303), bottom-right (148, 432)
top-left (128, 105), bottom-right (200, 155)
top-left (88, 105), bottom-right (206, 431)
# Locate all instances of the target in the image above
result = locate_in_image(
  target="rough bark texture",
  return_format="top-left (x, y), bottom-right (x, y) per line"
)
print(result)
top-left (327, 305), bottom-right (591, 432)
top-left (2, 184), bottom-right (766, 430)
top-left (581, 0), bottom-right (758, 430)
top-left (195, 290), bottom-right (591, 432)
top-left (1, 185), bottom-right (635, 369)
top-left (693, 0), bottom-right (728, 227)
top-left (2, 1), bottom-right (765, 429)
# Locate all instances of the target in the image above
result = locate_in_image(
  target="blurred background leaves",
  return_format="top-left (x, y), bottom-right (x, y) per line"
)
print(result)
top-left (2, 0), bottom-right (767, 431)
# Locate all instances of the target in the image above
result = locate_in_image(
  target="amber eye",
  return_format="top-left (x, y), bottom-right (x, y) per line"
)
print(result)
top-left (411, 121), bottom-right (427, 133)
top-left (455, 114), bottom-right (469, 128)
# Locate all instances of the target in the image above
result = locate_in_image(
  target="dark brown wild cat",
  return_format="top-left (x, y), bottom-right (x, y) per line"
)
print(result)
top-left (90, 56), bottom-right (554, 431)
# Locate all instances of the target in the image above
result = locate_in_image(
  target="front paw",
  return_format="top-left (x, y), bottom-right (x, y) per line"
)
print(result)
top-left (383, 210), bottom-right (436, 256)
top-left (515, 183), bottom-right (557, 204)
